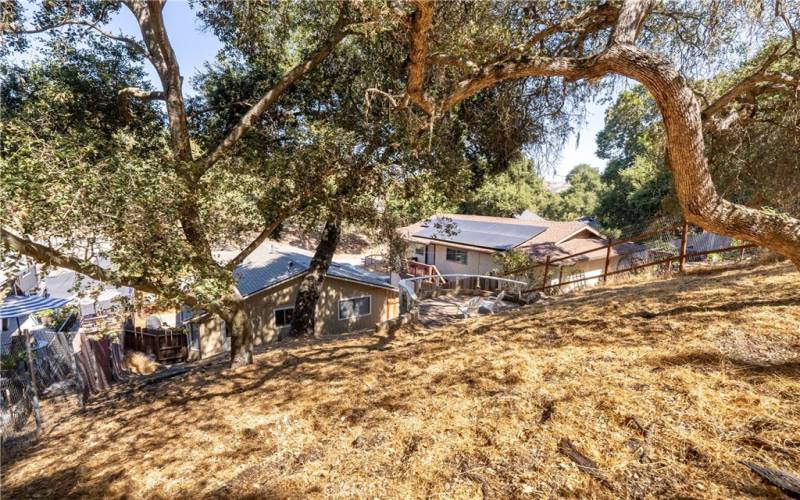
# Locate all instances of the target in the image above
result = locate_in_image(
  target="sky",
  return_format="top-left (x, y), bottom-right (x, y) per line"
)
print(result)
top-left (22, 1), bottom-right (612, 183)
top-left (547, 100), bottom-right (609, 183)
top-left (107, 1), bottom-right (223, 97)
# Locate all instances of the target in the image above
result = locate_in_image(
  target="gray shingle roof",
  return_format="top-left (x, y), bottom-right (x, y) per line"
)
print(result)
top-left (233, 244), bottom-right (393, 297)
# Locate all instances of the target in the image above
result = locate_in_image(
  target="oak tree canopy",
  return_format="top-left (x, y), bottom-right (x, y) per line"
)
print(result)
top-left (2, 0), bottom-right (798, 367)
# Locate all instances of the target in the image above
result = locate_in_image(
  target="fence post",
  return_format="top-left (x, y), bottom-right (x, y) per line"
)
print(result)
top-left (542, 255), bottom-right (551, 291)
top-left (679, 220), bottom-right (689, 273)
top-left (558, 266), bottom-right (564, 294)
top-left (23, 330), bottom-right (43, 435)
top-left (603, 240), bottom-right (612, 284)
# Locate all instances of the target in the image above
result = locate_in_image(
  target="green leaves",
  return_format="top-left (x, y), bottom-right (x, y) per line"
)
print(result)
top-left (544, 164), bottom-right (607, 222)
top-left (460, 157), bottom-right (553, 218)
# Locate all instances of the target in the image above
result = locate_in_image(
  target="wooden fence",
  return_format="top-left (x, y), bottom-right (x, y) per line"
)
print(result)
top-left (508, 222), bottom-right (758, 294)
top-left (123, 327), bottom-right (188, 363)
top-left (404, 259), bottom-right (446, 281)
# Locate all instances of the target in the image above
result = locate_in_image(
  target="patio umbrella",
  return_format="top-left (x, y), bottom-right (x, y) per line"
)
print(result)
top-left (0, 295), bottom-right (70, 319)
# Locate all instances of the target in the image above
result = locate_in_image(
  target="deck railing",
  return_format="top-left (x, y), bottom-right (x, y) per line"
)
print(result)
top-left (403, 259), bottom-right (446, 282)
top-left (398, 274), bottom-right (527, 315)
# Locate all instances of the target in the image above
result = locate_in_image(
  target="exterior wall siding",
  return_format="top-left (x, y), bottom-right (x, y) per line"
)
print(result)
top-left (430, 245), bottom-right (496, 276)
top-left (196, 276), bottom-right (398, 359)
top-left (553, 255), bottom-right (624, 290)
top-left (405, 243), bottom-right (497, 276)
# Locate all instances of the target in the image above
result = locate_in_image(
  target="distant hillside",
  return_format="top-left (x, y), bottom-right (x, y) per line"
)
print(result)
top-left (3, 262), bottom-right (799, 498)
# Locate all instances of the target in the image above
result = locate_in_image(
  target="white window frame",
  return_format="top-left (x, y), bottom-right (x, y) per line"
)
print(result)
top-left (337, 295), bottom-right (372, 321)
top-left (274, 306), bottom-right (295, 328)
top-left (445, 247), bottom-right (469, 265)
top-left (414, 245), bottom-right (426, 257)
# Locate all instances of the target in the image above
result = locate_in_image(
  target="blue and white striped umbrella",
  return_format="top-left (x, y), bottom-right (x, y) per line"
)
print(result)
top-left (0, 295), bottom-right (70, 319)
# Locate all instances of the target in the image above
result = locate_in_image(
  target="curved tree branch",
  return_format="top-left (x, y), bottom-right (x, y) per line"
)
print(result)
top-left (441, 54), bottom-right (607, 111)
top-left (124, 0), bottom-right (192, 163)
top-left (402, 0), bottom-right (434, 115)
top-left (701, 45), bottom-right (797, 122)
top-left (402, 0), bottom-right (800, 266)
top-left (5, 19), bottom-right (149, 56)
top-left (123, 1), bottom-right (212, 261)
top-left (1, 227), bottom-right (160, 296)
top-left (200, 8), bottom-right (352, 168)
top-left (117, 86), bottom-right (165, 120)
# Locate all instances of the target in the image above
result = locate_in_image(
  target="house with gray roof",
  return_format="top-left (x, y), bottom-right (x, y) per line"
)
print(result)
top-left (397, 213), bottom-right (645, 290)
top-left (186, 242), bottom-right (398, 359)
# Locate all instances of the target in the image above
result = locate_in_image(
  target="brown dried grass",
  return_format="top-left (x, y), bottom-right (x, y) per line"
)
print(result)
top-left (2, 262), bottom-right (799, 498)
top-left (123, 351), bottom-right (158, 376)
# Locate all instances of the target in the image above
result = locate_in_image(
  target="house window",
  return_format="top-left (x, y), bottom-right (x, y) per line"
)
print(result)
top-left (189, 323), bottom-right (200, 351)
top-left (220, 320), bottom-right (228, 338)
top-left (274, 307), bottom-right (294, 328)
top-left (338, 296), bottom-right (371, 320)
top-left (414, 245), bottom-right (425, 257)
top-left (446, 248), bottom-right (468, 265)
top-left (1, 318), bottom-right (8, 332)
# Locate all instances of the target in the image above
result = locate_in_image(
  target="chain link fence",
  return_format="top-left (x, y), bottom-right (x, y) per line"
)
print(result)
top-left (1, 323), bottom-right (127, 454)
top-left (2, 329), bottom-right (77, 452)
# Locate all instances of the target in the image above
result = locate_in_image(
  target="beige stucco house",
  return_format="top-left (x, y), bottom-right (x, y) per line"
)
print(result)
top-left (397, 213), bottom-right (644, 289)
top-left (187, 243), bottom-right (398, 360)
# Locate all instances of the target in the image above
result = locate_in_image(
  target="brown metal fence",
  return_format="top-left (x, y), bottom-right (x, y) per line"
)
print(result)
top-left (504, 220), bottom-right (761, 295)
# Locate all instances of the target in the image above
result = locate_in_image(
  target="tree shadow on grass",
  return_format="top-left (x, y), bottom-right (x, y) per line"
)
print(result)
top-left (64, 325), bottom-right (404, 430)
top-left (1, 465), bottom-right (126, 499)
top-left (625, 296), bottom-right (800, 320)
top-left (649, 350), bottom-right (800, 378)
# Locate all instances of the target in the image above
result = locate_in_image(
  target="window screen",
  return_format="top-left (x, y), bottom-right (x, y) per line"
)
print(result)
top-left (189, 323), bottom-right (200, 350)
top-left (275, 307), bottom-right (294, 328)
top-left (446, 248), bottom-right (468, 265)
top-left (338, 296), bottom-right (371, 320)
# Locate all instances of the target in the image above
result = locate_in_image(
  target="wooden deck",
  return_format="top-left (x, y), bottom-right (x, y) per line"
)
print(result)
top-left (417, 294), bottom-right (519, 328)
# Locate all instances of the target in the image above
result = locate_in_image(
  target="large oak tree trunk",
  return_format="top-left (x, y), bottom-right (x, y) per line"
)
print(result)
top-left (602, 44), bottom-right (800, 266)
top-left (289, 217), bottom-right (342, 338)
top-left (227, 299), bottom-right (254, 368)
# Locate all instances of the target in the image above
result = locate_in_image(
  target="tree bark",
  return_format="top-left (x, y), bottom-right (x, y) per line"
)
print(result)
top-left (227, 298), bottom-right (254, 368)
top-left (404, 0), bottom-right (435, 115)
top-left (601, 44), bottom-right (800, 266)
top-left (289, 217), bottom-right (342, 338)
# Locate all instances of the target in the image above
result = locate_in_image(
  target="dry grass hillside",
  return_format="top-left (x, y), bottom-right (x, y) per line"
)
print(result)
top-left (3, 262), bottom-right (799, 498)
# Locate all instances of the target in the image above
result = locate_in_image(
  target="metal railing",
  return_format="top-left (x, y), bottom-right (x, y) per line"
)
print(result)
top-left (398, 274), bottom-right (528, 315)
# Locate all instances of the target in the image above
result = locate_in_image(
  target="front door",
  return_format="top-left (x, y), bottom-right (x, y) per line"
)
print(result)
top-left (425, 244), bottom-right (435, 265)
